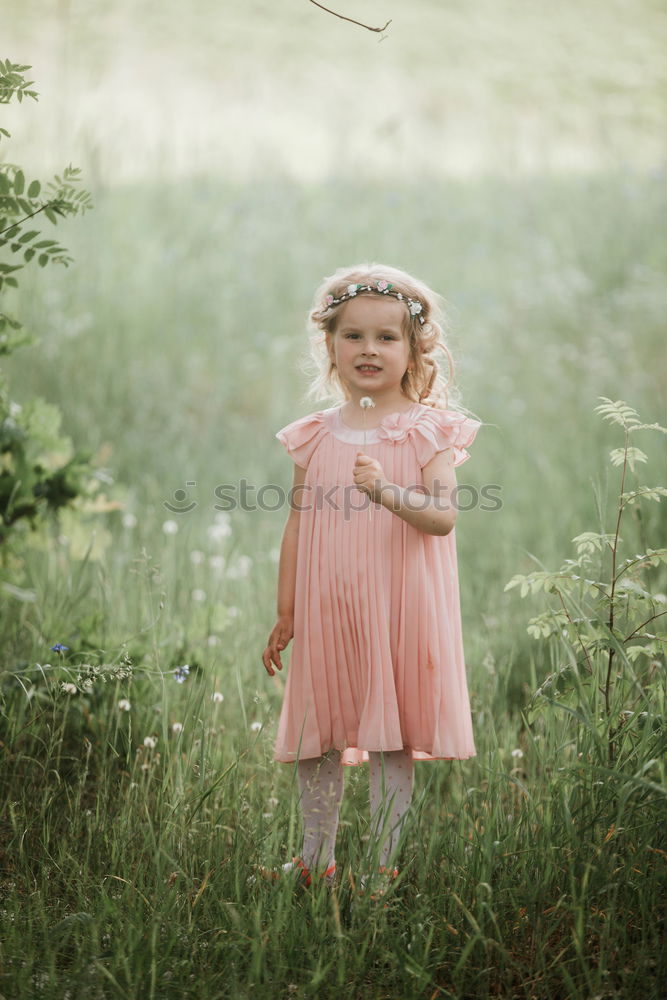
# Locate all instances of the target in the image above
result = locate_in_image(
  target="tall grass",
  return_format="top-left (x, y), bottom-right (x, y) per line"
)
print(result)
top-left (1, 173), bottom-right (666, 997)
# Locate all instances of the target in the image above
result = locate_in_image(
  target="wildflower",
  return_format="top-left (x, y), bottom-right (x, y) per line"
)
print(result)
top-left (208, 511), bottom-right (232, 544)
top-left (267, 796), bottom-right (279, 808)
top-left (190, 549), bottom-right (205, 565)
top-left (118, 699), bottom-right (131, 712)
top-left (212, 691), bottom-right (224, 704)
top-left (122, 512), bottom-right (137, 529)
top-left (324, 294), bottom-right (334, 306)
top-left (227, 555), bottom-right (252, 579)
top-left (360, 396), bottom-right (375, 409)
top-left (250, 721), bottom-right (262, 732)
top-left (61, 682), bottom-right (77, 695)
top-left (192, 588), bottom-right (206, 602)
top-left (143, 736), bottom-right (158, 749)
top-left (173, 664), bottom-right (190, 683)
top-left (511, 748), bottom-right (524, 759)
top-left (346, 283), bottom-right (358, 296)
top-left (376, 279), bottom-right (390, 292)
top-left (408, 300), bottom-right (423, 316)
top-left (172, 722), bottom-right (183, 734)
top-left (162, 520), bottom-right (178, 535)
top-left (209, 555), bottom-right (226, 575)
top-left (51, 643), bottom-right (69, 653)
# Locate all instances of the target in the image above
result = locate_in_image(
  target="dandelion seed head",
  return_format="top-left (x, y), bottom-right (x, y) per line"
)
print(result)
top-left (192, 588), bottom-right (207, 603)
top-left (511, 748), bottom-right (524, 759)
top-left (250, 721), bottom-right (262, 732)
top-left (162, 520), bottom-right (178, 535)
top-left (122, 513), bottom-right (137, 529)
top-left (118, 699), bottom-right (131, 712)
top-left (61, 682), bottom-right (77, 695)
top-left (143, 736), bottom-right (158, 749)
top-left (190, 549), bottom-right (205, 565)
top-left (212, 691), bottom-right (224, 703)
top-left (172, 722), bottom-right (183, 734)
top-left (360, 396), bottom-right (375, 409)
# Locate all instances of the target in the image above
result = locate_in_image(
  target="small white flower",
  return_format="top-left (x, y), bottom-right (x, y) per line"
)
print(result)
top-left (122, 512), bottom-right (137, 529)
top-left (190, 549), bottom-right (205, 565)
top-left (408, 300), bottom-right (423, 316)
top-left (143, 736), bottom-right (158, 749)
top-left (250, 721), bottom-right (262, 732)
top-left (172, 722), bottom-right (183, 734)
top-left (360, 396), bottom-right (375, 409)
top-left (162, 520), bottom-right (178, 535)
top-left (511, 748), bottom-right (524, 759)
top-left (208, 522), bottom-right (231, 544)
top-left (192, 588), bottom-right (206, 603)
top-left (209, 554), bottom-right (226, 575)
top-left (346, 283), bottom-right (358, 296)
top-left (118, 699), bottom-right (131, 712)
top-left (212, 691), bottom-right (224, 704)
top-left (267, 796), bottom-right (279, 808)
top-left (61, 682), bottom-right (77, 695)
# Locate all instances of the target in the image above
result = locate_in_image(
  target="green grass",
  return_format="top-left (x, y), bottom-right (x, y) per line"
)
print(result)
top-left (0, 171), bottom-right (665, 998)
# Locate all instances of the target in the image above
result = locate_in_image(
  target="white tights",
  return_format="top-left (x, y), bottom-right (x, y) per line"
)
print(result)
top-left (296, 747), bottom-right (414, 873)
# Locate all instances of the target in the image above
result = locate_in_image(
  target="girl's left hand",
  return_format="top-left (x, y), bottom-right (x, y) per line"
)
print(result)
top-left (353, 452), bottom-right (388, 505)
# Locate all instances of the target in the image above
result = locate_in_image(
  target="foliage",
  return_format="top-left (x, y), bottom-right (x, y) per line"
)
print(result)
top-left (505, 397), bottom-right (667, 766)
top-left (0, 59), bottom-right (101, 552)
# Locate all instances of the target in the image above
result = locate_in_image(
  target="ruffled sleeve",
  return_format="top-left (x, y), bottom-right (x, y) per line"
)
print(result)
top-left (275, 411), bottom-right (327, 469)
top-left (409, 407), bottom-right (481, 468)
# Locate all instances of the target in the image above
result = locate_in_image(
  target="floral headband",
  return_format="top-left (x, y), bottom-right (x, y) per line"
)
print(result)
top-left (322, 280), bottom-right (425, 324)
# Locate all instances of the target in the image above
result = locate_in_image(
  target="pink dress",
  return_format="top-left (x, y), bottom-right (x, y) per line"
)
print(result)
top-left (273, 401), bottom-right (481, 767)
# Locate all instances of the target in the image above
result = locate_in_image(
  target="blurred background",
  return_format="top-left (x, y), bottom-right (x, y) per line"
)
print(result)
top-left (2, 0), bottom-right (666, 699)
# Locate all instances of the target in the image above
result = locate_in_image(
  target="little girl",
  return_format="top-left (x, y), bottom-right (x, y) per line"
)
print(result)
top-left (262, 263), bottom-right (481, 893)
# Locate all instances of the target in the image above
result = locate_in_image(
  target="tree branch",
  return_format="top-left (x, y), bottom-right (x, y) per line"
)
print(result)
top-left (308, 1), bottom-right (391, 34)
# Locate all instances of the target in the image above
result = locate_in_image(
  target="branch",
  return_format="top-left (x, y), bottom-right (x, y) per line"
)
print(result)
top-left (308, 1), bottom-right (391, 34)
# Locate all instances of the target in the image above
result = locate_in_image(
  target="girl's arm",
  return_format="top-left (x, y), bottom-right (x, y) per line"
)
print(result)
top-left (262, 462), bottom-right (307, 675)
top-left (354, 448), bottom-right (458, 536)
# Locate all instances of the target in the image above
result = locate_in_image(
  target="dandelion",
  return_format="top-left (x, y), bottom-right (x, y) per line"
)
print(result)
top-left (118, 699), bottom-right (131, 711)
top-left (143, 736), bottom-right (158, 749)
top-left (208, 512), bottom-right (232, 544)
top-left (227, 555), bottom-right (252, 579)
top-left (192, 588), bottom-right (206, 603)
top-left (227, 606), bottom-right (240, 619)
top-left (190, 549), bottom-right (205, 565)
top-left (209, 554), bottom-right (226, 575)
top-left (61, 682), bottom-right (77, 695)
top-left (212, 691), bottom-right (224, 704)
top-left (173, 664), bottom-right (190, 683)
top-left (51, 643), bottom-right (69, 653)
top-left (162, 520), bottom-right (178, 535)
top-left (122, 512), bottom-right (137, 529)
top-left (511, 748), bottom-right (524, 759)
top-left (250, 721), bottom-right (262, 732)
top-left (172, 722), bottom-right (183, 734)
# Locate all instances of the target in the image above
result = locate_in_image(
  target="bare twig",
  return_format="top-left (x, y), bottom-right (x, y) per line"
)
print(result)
top-left (308, 0), bottom-right (391, 34)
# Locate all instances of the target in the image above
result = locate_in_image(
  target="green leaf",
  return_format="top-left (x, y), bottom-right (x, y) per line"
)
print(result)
top-left (38, 254), bottom-right (49, 267)
top-left (18, 229), bottom-right (40, 244)
top-left (27, 179), bottom-right (41, 198)
top-left (13, 170), bottom-right (25, 195)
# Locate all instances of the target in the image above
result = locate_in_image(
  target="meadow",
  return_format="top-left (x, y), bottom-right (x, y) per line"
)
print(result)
top-left (2, 1), bottom-right (667, 998)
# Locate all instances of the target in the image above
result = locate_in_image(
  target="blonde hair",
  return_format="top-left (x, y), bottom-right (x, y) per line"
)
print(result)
top-left (299, 263), bottom-right (471, 412)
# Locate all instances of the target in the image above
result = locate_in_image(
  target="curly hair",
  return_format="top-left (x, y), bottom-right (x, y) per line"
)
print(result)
top-left (299, 263), bottom-right (465, 412)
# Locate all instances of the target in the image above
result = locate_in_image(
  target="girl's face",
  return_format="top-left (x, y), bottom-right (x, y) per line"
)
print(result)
top-left (328, 294), bottom-right (412, 403)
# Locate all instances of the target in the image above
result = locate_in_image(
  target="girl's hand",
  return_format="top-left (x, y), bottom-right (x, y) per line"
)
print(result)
top-left (353, 451), bottom-right (388, 505)
top-left (262, 615), bottom-right (294, 676)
